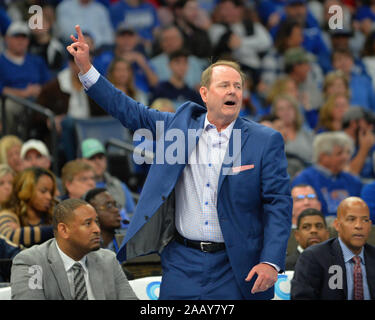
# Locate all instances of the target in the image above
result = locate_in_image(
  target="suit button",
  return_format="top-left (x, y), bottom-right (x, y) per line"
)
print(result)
top-left (161, 196), bottom-right (166, 201)
top-left (145, 215), bottom-right (149, 221)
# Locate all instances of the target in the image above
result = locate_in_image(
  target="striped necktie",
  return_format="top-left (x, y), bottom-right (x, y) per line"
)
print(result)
top-left (352, 256), bottom-right (364, 300)
top-left (72, 263), bottom-right (88, 300)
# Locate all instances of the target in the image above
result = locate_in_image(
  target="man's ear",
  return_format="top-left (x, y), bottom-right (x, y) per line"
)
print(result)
top-left (199, 86), bottom-right (208, 104)
top-left (57, 222), bottom-right (69, 240)
top-left (333, 218), bottom-right (339, 233)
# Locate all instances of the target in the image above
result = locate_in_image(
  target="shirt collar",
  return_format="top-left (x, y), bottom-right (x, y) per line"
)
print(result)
top-left (204, 114), bottom-right (236, 140)
top-left (338, 237), bottom-right (365, 264)
top-left (55, 241), bottom-right (88, 273)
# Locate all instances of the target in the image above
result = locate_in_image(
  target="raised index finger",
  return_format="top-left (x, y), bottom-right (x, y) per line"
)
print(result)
top-left (75, 24), bottom-right (85, 43)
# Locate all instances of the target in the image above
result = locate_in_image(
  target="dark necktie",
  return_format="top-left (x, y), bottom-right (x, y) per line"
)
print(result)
top-left (352, 256), bottom-right (364, 300)
top-left (72, 263), bottom-right (88, 300)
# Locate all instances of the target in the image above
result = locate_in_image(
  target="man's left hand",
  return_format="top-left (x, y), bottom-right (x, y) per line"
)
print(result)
top-left (245, 263), bottom-right (278, 294)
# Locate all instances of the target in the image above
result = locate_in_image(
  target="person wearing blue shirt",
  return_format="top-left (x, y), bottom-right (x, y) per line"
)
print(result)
top-left (292, 131), bottom-right (363, 218)
top-left (270, 0), bottom-right (331, 73)
top-left (109, 0), bottom-right (160, 51)
top-left (332, 48), bottom-right (375, 112)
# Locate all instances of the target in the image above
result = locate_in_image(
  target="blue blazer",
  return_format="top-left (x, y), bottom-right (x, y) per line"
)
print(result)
top-left (87, 75), bottom-right (292, 299)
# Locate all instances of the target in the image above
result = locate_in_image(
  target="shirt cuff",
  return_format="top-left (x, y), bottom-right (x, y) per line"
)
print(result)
top-left (78, 65), bottom-right (100, 90)
top-left (261, 261), bottom-right (281, 273)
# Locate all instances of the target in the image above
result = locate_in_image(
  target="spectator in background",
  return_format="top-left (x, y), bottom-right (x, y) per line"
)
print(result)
top-left (81, 138), bottom-right (136, 227)
top-left (291, 197), bottom-right (375, 300)
top-left (150, 49), bottom-right (203, 109)
top-left (106, 56), bottom-right (148, 105)
top-left (316, 93), bottom-right (350, 133)
top-left (291, 184), bottom-right (322, 228)
top-left (271, 94), bottom-right (314, 173)
top-left (362, 30), bottom-right (375, 91)
top-left (0, 135), bottom-right (23, 174)
top-left (285, 208), bottom-right (329, 270)
top-left (292, 131), bottom-right (362, 218)
top-left (150, 25), bottom-right (205, 90)
top-left (29, 8), bottom-right (65, 74)
top-left (0, 167), bottom-right (57, 247)
top-left (172, 0), bottom-right (212, 59)
top-left (83, 188), bottom-right (123, 252)
top-left (284, 47), bottom-right (323, 114)
top-left (93, 24), bottom-right (158, 95)
top-left (56, 0), bottom-right (114, 50)
top-left (110, 0), bottom-right (160, 53)
top-left (332, 48), bottom-right (375, 112)
top-left (60, 159), bottom-right (96, 200)
top-left (209, 0), bottom-right (272, 83)
top-left (361, 180), bottom-right (375, 222)
top-left (270, 0), bottom-right (331, 73)
top-left (0, 164), bottom-right (15, 208)
top-left (322, 69), bottom-right (350, 99)
top-left (342, 107), bottom-right (375, 180)
top-left (20, 139), bottom-right (64, 195)
top-left (0, 21), bottom-right (51, 134)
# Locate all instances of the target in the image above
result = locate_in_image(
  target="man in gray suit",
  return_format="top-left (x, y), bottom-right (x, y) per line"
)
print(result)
top-left (10, 198), bottom-right (138, 300)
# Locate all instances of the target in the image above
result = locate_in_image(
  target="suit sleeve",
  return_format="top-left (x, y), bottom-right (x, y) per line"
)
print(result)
top-left (10, 249), bottom-right (47, 300)
top-left (291, 248), bottom-right (323, 300)
top-left (86, 75), bottom-right (174, 136)
top-left (111, 255), bottom-right (138, 300)
top-left (259, 130), bottom-right (292, 271)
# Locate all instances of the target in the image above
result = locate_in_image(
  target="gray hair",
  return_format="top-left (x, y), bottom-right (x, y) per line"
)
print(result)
top-left (313, 131), bottom-right (354, 163)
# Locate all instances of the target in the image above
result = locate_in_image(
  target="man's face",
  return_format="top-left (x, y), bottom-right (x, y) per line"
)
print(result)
top-left (295, 215), bottom-right (329, 249)
top-left (333, 53), bottom-right (353, 75)
top-left (86, 153), bottom-right (106, 178)
top-left (200, 65), bottom-right (243, 127)
top-left (285, 4), bottom-right (307, 23)
top-left (169, 56), bottom-right (188, 80)
top-left (292, 186), bottom-right (321, 225)
top-left (65, 170), bottom-right (96, 198)
top-left (320, 145), bottom-right (351, 175)
top-left (92, 192), bottom-right (122, 231)
top-left (161, 28), bottom-right (183, 54)
top-left (6, 35), bottom-right (29, 56)
top-left (23, 149), bottom-right (51, 169)
top-left (334, 202), bottom-right (372, 254)
top-left (65, 204), bottom-right (101, 255)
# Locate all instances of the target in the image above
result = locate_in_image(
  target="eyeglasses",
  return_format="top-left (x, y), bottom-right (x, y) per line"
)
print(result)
top-left (95, 201), bottom-right (121, 211)
top-left (294, 194), bottom-right (317, 201)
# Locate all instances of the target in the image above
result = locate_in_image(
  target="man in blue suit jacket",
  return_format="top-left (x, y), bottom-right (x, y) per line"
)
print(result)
top-left (67, 25), bottom-right (292, 300)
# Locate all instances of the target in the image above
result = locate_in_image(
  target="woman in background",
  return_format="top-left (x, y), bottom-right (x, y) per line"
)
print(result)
top-left (0, 164), bottom-right (15, 208)
top-left (0, 167), bottom-right (57, 247)
top-left (0, 135), bottom-right (23, 174)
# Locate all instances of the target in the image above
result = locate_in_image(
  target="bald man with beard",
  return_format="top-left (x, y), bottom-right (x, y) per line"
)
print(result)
top-left (291, 197), bottom-right (375, 300)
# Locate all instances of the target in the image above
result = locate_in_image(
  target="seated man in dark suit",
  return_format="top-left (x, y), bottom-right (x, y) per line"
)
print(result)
top-left (10, 198), bottom-right (138, 300)
top-left (291, 197), bottom-right (375, 300)
top-left (286, 208), bottom-right (329, 270)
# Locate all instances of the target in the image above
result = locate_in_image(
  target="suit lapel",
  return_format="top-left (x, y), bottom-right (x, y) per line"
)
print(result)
top-left (331, 238), bottom-right (348, 299)
top-left (87, 253), bottom-right (105, 300)
top-left (47, 240), bottom-right (73, 300)
top-left (364, 244), bottom-right (375, 299)
top-left (218, 117), bottom-right (250, 195)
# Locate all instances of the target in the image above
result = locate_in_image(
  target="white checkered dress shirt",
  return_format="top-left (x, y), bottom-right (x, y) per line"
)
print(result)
top-left (175, 116), bottom-right (235, 242)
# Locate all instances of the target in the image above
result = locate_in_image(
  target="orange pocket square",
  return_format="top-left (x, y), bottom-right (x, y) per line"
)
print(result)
top-left (232, 164), bottom-right (255, 173)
